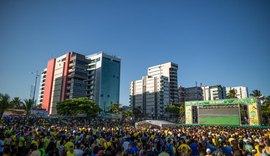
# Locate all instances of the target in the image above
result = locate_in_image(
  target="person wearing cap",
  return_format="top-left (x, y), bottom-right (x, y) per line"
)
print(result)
top-left (206, 140), bottom-right (216, 154)
top-left (206, 148), bottom-right (211, 156)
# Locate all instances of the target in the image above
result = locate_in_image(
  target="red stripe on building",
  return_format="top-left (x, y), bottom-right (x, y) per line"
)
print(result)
top-left (61, 52), bottom-right (71, 101)
top-left (42, 59), bottom-right (56, 113)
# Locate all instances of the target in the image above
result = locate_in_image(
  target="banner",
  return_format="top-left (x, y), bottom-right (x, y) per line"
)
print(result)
top-left (185, 106), bottom-right (192, 124)
top-left (185, 98), bottom-right (257, 106)
top-left (248, 103), bottom-right (260, 126)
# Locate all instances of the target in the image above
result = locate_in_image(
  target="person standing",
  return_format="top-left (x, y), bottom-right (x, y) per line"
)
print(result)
top-left (0, 135), bottom-right (4, 156)
top-left (67, 145), bottom-right (76, 156)
top-left (158, 146), bottom-right (169, 156)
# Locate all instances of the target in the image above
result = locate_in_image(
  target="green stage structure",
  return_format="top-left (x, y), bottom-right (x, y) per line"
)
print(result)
top-left (185, 98), bottom-right (262, 126)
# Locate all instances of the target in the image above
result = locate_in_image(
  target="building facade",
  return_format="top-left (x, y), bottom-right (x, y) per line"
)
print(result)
top-left (183, 86), bottom-right (204, 101)
top-left (225, 86), bottom-right (249, 99)
top-left (86, 53), bottom-right (121, 112)
top-left (38, 52), bottom-right (120, 115)
top-left (37, 69), bottom-right (47, 106)
top-left (179, 85), bottom-right (249, 103)
top-left (178, 86), bottom-right (185, 104)
top-left (130, 75), bottom-right (169, 118)
top-left (147, 62), bottom-right (179, 104)
top-left (201, 85), bottom-right (226, 101)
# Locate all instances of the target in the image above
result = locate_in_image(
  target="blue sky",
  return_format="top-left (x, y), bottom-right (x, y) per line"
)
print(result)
top-left (0, 0), bottom-right (269, 105)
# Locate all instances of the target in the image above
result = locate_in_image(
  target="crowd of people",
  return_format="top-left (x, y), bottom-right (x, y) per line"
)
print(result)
top-left (0, 116), bottom-right (270, 156)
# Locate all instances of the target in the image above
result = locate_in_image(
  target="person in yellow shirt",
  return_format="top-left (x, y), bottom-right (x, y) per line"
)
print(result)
top-left (65, 137), bottom-right (75, 152)
top-left (11, 134), bottom-right (16, 146)
top-left (66, 145), bottom-right (76, 156)
top-left (18, 135), bottom-right (25, 154)
top-left (31, 135), bottom-right (39, 147)
top-left (177, 139), bottom-right (192, 156)
top-left (263, 140), bottom-right (270, 155)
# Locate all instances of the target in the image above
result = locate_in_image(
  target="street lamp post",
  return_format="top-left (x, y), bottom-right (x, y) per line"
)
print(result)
top-left (32, 71), bottom-right (39, 107)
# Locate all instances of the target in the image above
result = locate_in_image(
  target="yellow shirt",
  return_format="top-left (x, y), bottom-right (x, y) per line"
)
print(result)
top-left (11, 135), bottom-right (16, 145)
top-left (178, 143), bottom-right (191, 153)
top-left (4, 138), bottom-right (9, 145)
top-left (44, 137), bottom-right (49, 149)
top-left (103, 141), bottom-right (111, 149)
top-left (228, 138), bottom-right (235, 144)
top-left (265, 146), bottom-right (270, 155)
top-left (31, 140), bottom-right (39, 147)
top-left (254, 144), bottom-right (261, 156)
top-left (64, 141), bottom-right (74, 152)
top-left (66, 151), bottom-right (76, 156)
top-left (18, 136), bottom-right (25, 147)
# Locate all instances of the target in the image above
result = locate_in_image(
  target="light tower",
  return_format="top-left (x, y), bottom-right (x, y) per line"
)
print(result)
top-left (31, 70), bottom-right (40, 106)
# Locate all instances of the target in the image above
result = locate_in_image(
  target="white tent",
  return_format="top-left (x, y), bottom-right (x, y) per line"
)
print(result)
top-left (135, 120), bottom-right (176, 129)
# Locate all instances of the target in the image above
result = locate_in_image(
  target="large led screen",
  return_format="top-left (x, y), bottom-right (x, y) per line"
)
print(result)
top-left (198, 105), bottom-right (240, 125)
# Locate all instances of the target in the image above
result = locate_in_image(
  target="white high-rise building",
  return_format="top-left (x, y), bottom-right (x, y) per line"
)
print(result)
top-left (37, 69), bottom-right (47, 106)
top-left (147, 62), bottom-right (179, 104)
top-left (226, 86), bottom-right (249, 99)
top-left (130, 75), bottom-right (169, 118)
top-left (201, 85), bottom-right (226, 101)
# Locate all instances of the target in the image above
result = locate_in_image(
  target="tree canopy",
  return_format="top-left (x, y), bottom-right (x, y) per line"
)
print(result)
top-left (56, 97), bottom-right (102, 116)
top-left (22, 99), bottom-right (34, 116)
top-left (227, 89), bottom-right (237, 99)
top-left (262, 96), bottom-right (270, 121)
top-left (165, 104), bottom-right (180, 115)
top-left (0, 93), bottom-right (13, 118)
top-left (133, 106), bottom-right (142, 118)
top-left (250, 89), bottom-right (262, 99)
top-left (109, 103), bottom-right (121, 114)
top-left (122, 109), bottom-right (133, 118)
top-left (11, 97), bottom-right (23, 109)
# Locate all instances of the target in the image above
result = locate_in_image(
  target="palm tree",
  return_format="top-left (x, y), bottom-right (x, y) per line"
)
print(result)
top-left (11, 97), bottom-right (23, 109)
top-left (264, 96), bottom-right (270, 105)
top-left (227, 89), bottom-right (237, 99)
top-left (22, 99), bottom-right (34, 116)
top-left (262, 95), bottom-right (270, 125)
top-left (0, 93), bottom-right (12, 118)
top-left (250, 89), bottom-right (263, 99)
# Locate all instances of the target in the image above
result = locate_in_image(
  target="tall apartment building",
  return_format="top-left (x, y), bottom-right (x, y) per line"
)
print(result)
top-left (182, 86), bottom-right (204, 101)
top-left (130, 75), bottom-right (169, 118)
top-left (130, 62), bottom-right (178, 118)
top-left (37, 69), bottom-right (47, 106)
top-left (86, 53), bottom-right (121, 112)
top-left (178, 86), bottom-right (185, 104)
top-left (225, 86), bottom-right (249, 99)
top-left (147, 62), bottom-right (179, 104)
top-left (38, 52), bottom-right (120, 115)
top-left (201, 85), bottom-right (226, 101)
